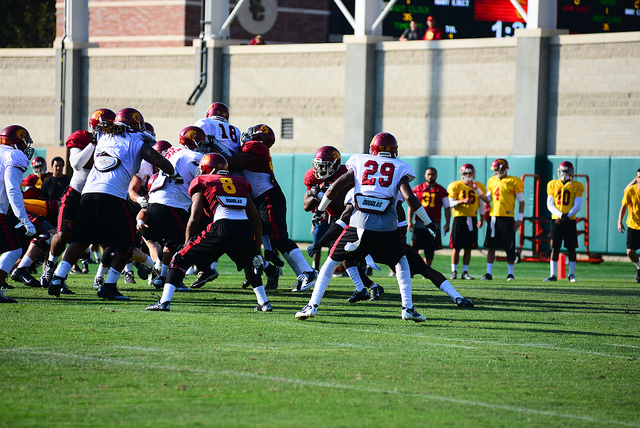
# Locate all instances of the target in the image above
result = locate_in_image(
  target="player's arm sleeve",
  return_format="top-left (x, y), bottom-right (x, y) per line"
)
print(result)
top-left (69, 145), bottom-right (95, 171)
top-left (567, 196), bottom-right (582, 218)
top-left (547, 195), bottom-right (564, 217)
top-left (5, 166), bottom-right (30, 222)
top-left (441, 196), bottom-right (450, 208)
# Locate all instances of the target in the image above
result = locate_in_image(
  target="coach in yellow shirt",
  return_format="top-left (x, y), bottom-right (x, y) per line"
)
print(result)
top-left (544, 161), bottom-right (584, 282)
top-left (481, 158), bottom-right (525, 281)
top-left (447, 164), bottom-right (490, 280)
top-left (618, 168), bottom-right (640, 283)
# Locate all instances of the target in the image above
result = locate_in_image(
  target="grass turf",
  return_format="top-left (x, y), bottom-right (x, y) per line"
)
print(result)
top-left (1, 254), bottom-right (639, 427)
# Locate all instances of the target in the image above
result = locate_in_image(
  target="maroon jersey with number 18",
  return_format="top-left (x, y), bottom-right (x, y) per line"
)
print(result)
top-left (188, 173), bottom-right (253, 221)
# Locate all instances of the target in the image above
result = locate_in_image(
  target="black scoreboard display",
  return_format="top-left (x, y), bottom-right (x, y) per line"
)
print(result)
top-left (383, 0), bottom-right (640, 39)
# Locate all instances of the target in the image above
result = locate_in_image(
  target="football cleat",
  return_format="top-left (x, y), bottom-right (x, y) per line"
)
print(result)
top-left (461, 271), bottom-right (474, 280)
top-left (543, 275), bottom-right (557, 282)
top-left (60, 283), bottom-right (76, 295)
top-left (455, 297), bottom-right (475, 308)
top-left (80, 259), bottom-right (90, 274)
top-left (292, 270), bottom-right (317, 292)
top-left (295, 304), bottom-right (318, 320)
top-left (401, 306), bottom-right (426, 323)
top-left (97, 283), bottom-right (130, 301)
top-left (93, 276), bottom-right (104, 289)
top-left (69, 264), bottom-right (83, 275)
top-left (153, 276), bottom-right (166, 289)
top-left (48, 276), bottom-right (65, 297)
top-left (135, 262), bottom-right (150, 281)
top-left (40, 261), bottom-right (55, 288)
top-left (11, 267), bottom-right (41, 287)
top-left (254, 302), bottom-right (273, 312)
top-left (506, 274), bottom-right (515, 281)
top-left (0, 289), bottom-right (17, 304)
top-left (568, 274), bottom-right (577, 283)
top-left (450, 270), bottom-right (457, 280)
top-left (123, 271), bottom-right (136, 284)
top-left (174, 282), bottom-right (193, 292)
top-left (1, 279), bottom-right (14, 289)
top-left (480, 273), bottom-right (493, 281)
top-left (146, 300), bottom-right (170, 312)
top-left (348, 288), bottom-right (369, 304)
top-left (369, 284), bottom-right (384, 301)
top-left (265, 265), bottom-right (281, 290)
top-left (191, 268), bottom-right (218, 288)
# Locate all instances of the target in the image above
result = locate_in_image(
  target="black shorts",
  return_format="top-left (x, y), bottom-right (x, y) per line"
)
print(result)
top-left (177, 219), bottom-right (254, 271)
top-left (450, 217), bottom-right (478, 250)
top-left (72, 193), bottom-right (137, 249)
top-left (143, 203), bottom-right (189, 248)
top-left (329, 227), bottom-right (406, 267)
top-left (57, 186), bottom-right (81, 233)
top-left (411, 222), bottom-right (442, 259)
top-left (627, 227), bottom-right (640, 250)
top-left (484, 216), bottom-right (515, 250)
top-left (0, 212), bottom-right (23, 253)
top-left (254, 188), bottom-right (289, 241)
top-left (550, 219), bottom-right (578, 249)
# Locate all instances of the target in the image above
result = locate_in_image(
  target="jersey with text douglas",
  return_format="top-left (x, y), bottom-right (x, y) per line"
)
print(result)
top-left (346, 153), bottom-right (414, 232)
top-left (547, 179), bottom-right (585, 219)
top-left (189, 173), bottom-right (252, 223)
top-left (148, 146), bottom-right (203, 210)
top-left (412, 182), bottom-right (448, 224)
top-left (622, 185), bottom-right (640, 230)
top-left (486, 175), bottom-right (524, 217)
top-left (240, 140), bottom-right (276, 198)
top-left (83, 130), bottom-right (146, 199)
top-left (304, 165), bottom-right (350, 218)
top-left (448, 180), bottom-right (487, 217)
top-left (193, 118), bottom-right (241, 158)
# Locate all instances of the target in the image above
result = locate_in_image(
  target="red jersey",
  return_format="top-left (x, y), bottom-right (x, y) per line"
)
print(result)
top-left (66, 130), bottom-right (92, 150)
top-left (189, 173), bottom-right (253, 222)
top-left (303, 165), bottom-right (350, 218)
top-left (412, 182), bottom-right (448, 223)
top-left (240, 140), bottom-right (277, 198)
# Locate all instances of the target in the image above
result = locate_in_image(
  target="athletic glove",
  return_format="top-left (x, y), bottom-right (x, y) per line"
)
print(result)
top-left (136, 196), bottom-right (149, 209)
top-left (168, 171), bottom-right (183, 185)
top-left (252, 254), bottom-right (264, 276)
top-left (307, 243), bottom-right (318, 258)
top-left (426, 222), bottom-right (437, 240)
top-left (312, 210), bottom-right (327, 226)
top-left (309, 185), bottom-right (324, 202)
top-left (16, 217), bottom-right (36, 237)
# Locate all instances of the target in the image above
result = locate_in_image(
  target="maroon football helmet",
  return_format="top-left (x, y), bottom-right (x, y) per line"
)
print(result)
top-left (144, 122), bottom-right (155, 137)
top-left (114, 108), bottom-right (145, 132)
top-left (491, 158), bottom-right (509, 177)
top-left (0, 125), bottom-right (34, 159)
top-left (196, 153), bottom-right (229, 176)
top-left (31, 156), bottom-right (47, 174)
top-left (88, 108), bottom-right (116, 131)
top-left (460, 163), bottom-right (476, 183)
top-left (312, 146), bottom-right (341, 180)
top-left (178, 126), bottom-right (208, 152)
top-left (153, 140), bottom-right (172, 155)
top-left (369, 132), bottom-right (398, 158)
top-left (558, 161), bottom-right (574, 181)
top-left (205, 102), bottom-right (229, 121)
top-left (241, 124), bottom-right (275, 148)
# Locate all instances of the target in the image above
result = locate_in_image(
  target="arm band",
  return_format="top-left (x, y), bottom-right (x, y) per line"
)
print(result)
top-left (317, 194), bottom-right (332, 212)
top-left (414, 206), bottom-right (432, 225)
top-left (137, 219), bottom-right (145, 226)
top-left (397, 220), bottom-right (408, 227)
top-left (335, 219), bottom-right (347, 229)
top-left (517, 213), bottom-right (524, 222)
top-left (475, 188), bottom-right (483, 196)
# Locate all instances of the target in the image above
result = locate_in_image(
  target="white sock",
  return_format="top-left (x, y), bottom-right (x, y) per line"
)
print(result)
top-left (550, 261), bottom-right (557, 276)
top-left (48, 253), bottom-right (60, 264)
top-left (451, 263), bottom-right (457, 272)
top-left (17, 256), bottom-right (33, 269)
top-left (308, 258), bottom-right (340, 307)
top-left (346, 266), bottom-right (365, 292)
top-left (55, 261), bottom-right (72, 278)
top-left (253, 285), bottom-right (268, 305)
top-left (438, 280), bottom-right (462, 301)
top-left (287, 248), bottom-right (312, 273)
top-left (160, 283), bottom-right (176, 303)
top-left (486, 263), bottom-right (493, 275)
top-left (0, 249), bottom-right (21, 273)
top-left (105, 267), bottom-right (122, 284)
top-left (143, 256), bottom-right (154, 268)
top-left (568, 261), bottom-right (576, 276)
top-left (396, 256), bottom-right (413, 309)
top-left (282, 251), bottom-right (303, 277)
top-left (508, 264), bottom-right (514, 275)
top-left (124, 262), bottom-right (134, 273)
top-left (96, 264), bottom-right (108, 279)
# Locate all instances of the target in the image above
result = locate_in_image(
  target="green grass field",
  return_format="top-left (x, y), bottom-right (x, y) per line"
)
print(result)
top-left (1, 254), bottom-right (639, 427)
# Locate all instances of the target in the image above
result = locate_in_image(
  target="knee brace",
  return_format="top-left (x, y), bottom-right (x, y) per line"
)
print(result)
top-left (30, 232), bottom-right (52, 252)
top-left (169, 252), bottom-right (190, 272)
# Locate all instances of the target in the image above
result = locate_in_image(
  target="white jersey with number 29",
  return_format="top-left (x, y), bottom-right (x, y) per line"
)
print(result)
top-left (345, 153), bottom-right (415, 232)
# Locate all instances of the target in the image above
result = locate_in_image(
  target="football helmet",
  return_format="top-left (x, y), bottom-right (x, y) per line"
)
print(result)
top-left (460, 163), bottom-right (476, 183)
top-left (114, 107), bottom-right (145, 132)
top-left (196, 153), bottom-right (229, 176)
top-left (241, 124), bottom-right (276, 148)
top-left (178, 126), bottom-right (208, 152)
top-left (88, 108), bottom-right (116, 131)
top-left (491, 158), bottom-right (509, 177)
top-left (369, 132), bottom-right (398, 158)
top-left (144, 122), bottom-right (155, 137)
top-left (205, 102), bottom-right (229, 122)
top-left (153, 140), bottom-right (172, 155)
top-left (558, 161), bottom-right (574, 181)
top-left (31, 156), bottom-right (47, 174)
top-left (312, 146), bottom-right (341, 180)
top-left (0, 125), bottom-right (35, 159)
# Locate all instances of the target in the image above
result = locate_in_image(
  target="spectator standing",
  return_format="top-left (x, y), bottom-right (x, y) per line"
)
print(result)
top-left (400, 20), bottom-right (423, 41)
top-left (618, 168), bottom-right (640, 283)
top-left (423, 16), bottom-right (442, 41)
top-left (40, 157), bottom-right (71, 202)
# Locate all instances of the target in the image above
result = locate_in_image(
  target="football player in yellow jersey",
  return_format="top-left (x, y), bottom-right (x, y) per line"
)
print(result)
top-left (618, 168), bottom-right (640, 283)
top-left (481, 158), bottom-right (525, 281)
top-left (447, 164), bottom-right (490, 280)
top-left (544, 161), bottom-right (584, 282)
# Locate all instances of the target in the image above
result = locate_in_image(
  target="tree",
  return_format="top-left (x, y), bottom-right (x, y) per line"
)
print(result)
top-left (0, 0), bottom-right (56, 48)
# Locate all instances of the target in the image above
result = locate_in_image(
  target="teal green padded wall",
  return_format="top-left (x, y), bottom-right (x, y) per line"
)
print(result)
top-left (608, 158), bottom-right (640, 254)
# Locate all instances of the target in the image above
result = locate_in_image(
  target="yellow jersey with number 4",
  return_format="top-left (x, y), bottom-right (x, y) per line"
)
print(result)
top-left (486, 175), bottom-right (524, 217)
top-left (547, 179), bottom-right (585, 219)
top-left (447, 180), bottom-right (486, 218)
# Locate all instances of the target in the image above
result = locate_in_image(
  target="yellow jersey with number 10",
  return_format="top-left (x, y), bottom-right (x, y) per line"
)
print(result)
top-left (547, 179), bottom-right (585, 219)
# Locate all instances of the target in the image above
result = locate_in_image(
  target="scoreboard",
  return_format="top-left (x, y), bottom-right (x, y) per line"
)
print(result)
top-left (382, 0), bottom-right (640, 39)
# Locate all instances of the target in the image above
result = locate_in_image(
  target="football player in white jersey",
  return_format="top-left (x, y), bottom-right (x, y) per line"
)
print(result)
top-left (295, 132), bottom-right (435, 322)
top-left (193, 102), bottom-right (242, 159)
top-left (47, 108), bottom-right (179, 301)
top-left (0, 125), bottom-right (37, 303)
